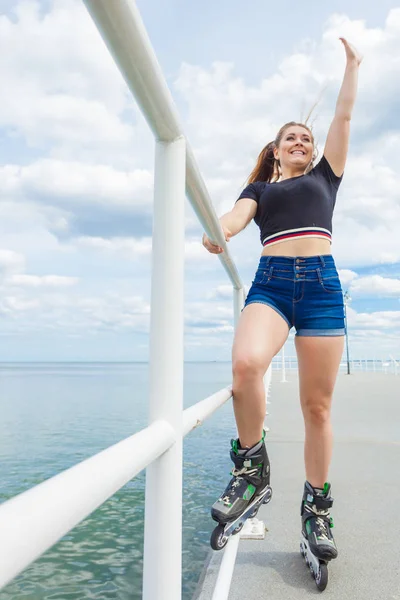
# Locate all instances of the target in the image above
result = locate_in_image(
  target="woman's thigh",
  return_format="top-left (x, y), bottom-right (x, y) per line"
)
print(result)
top-left (295, 335), bottom-right (344, 417)
top-left (232, 302), bottom-right (290, 373)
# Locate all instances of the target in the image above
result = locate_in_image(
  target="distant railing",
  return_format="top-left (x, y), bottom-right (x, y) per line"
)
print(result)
top-left (0, 2), bottom-right (271, 599)
top-left (273, 355), bottom-right (399, 377)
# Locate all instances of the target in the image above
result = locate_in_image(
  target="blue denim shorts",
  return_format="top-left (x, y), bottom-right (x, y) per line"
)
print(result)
top-left (244, 255), bottom-right (345, 336)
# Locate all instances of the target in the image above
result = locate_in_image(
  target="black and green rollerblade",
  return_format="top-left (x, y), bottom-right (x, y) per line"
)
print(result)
top-left (300, 480), bottom-right (338, 591)
top-left (210, 431), bottom-right (272, 550)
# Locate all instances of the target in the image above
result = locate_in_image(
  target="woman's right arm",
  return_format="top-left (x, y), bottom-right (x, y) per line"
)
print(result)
top-left (202, 198), bottom-right (257, 254)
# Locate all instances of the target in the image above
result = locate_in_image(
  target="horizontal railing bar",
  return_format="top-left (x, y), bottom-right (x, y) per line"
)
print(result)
top-left (0, 419), bottom-right (175, 590)
top-left (183, 386), bottom-right (232, 436)
top-left (83, 0), bottom-right (243, 289)
top-left (185, 147), bottom-right (242, 289)
top-left (84, 0), bottom-right (180, 143)
top-left (0, 384), bottom-right (232, 591)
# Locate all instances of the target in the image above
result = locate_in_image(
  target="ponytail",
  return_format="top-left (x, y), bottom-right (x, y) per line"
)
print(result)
top-left (247, 141), bottom-right (278, 184)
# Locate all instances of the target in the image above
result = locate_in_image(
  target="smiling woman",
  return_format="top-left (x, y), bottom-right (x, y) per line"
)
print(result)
top-left (202, 37), bottom-right (363, 591)
top-left (237, 122), bottom-right (342, 256)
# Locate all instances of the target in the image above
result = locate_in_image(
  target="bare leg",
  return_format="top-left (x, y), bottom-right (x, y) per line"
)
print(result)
top-left (232, 303), bottom-right (289, 448)
top-left (303, 407), bottom-right (333, 487)
top-left (295, 335), bottom-right (344, 487)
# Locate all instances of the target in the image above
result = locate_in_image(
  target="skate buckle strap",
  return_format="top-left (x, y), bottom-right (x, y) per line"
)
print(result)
top-left (305, 506), bottom-right (332, 541)
top-left (221, 495), bottom-right (232, 506)
top-left (220, 478), bottom-right (242, 505)
top-left (316, 517), bottom-right (330, 541)
top-left (306, 493), bottom-right (333, 510)
top-left (305, 504), bottom-right (329, 517)
top-left (231, 465), bottom-right (258, 477)
top-left (304, 503), bottom-right (333, 540)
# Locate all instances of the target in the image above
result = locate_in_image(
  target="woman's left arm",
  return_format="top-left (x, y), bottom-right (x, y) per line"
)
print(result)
top-left (324, 38), bottom-right (363, 177)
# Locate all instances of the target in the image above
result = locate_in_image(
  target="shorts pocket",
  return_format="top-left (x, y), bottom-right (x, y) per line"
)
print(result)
top-left (317, 268), bottom-right (343, 294)
top-left (253, 266), bottom-right (274, 286)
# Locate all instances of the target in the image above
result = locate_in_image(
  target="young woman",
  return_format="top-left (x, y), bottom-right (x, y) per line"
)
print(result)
top-left (203, 38), bottom-right (362, 565)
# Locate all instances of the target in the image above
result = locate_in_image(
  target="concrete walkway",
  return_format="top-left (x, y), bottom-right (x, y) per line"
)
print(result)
top-left (194, 371), bottom-right (400, 599)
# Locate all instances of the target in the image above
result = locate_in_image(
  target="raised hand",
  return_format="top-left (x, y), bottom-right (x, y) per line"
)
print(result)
top-left (339, 37), bottom-right (363, 66)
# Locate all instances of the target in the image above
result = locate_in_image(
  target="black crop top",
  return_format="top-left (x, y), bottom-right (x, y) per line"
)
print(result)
top-left (236, 155), bottom-right (343, 248)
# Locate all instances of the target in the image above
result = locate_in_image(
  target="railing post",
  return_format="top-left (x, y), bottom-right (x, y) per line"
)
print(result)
top-left (143, 136), bottom-right (186, 600)
top-left (281, 344), bottom-right (287, 383)
top-left (233, 286), bottom-right (245, 327)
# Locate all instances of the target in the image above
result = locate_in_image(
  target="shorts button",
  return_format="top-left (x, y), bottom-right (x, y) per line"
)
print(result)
top-left (296, 259), bottom-right (300, 264)
top-left (296, 274), bottom-right (300, 278)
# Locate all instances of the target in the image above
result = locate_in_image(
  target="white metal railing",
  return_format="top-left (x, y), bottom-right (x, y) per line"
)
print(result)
top-left (273, 355), bottom-right (399, 376)
top-left (0, 2), bottom-right (270, 599)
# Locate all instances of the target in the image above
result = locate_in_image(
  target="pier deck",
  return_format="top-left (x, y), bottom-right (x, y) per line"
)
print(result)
top-left (194, 371), bottom-right (400, 599)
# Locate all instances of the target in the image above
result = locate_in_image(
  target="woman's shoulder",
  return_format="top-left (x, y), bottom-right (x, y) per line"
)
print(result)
top-left (236, 180), bottom-right (267, 203)
top-left (251, 180), bottom-right (269, 189)
top-left (309, 155), bottom-right (343, 187)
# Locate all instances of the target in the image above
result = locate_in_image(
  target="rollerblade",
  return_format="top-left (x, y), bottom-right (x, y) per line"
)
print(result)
top-left (300, 481), bottom-right (338, 591)
top-left (210, 431), bottom-right (272, 551)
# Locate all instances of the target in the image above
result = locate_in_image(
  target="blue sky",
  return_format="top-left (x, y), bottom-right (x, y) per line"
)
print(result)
top-left (0, 0), bottom-right (399, 361)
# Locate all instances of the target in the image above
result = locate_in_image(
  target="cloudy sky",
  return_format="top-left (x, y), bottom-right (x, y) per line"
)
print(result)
top-left (1, 0), bottom-right (400, 362)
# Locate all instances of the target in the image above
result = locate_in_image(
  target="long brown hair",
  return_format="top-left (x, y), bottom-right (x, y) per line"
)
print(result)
top-left (247, 121), bottom-right (318, 184)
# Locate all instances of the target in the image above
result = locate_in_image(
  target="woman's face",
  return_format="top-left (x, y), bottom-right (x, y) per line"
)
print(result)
top-left (274, 126), bottom-right (314, 170)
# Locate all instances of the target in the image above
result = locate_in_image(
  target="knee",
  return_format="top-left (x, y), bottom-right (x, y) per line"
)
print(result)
top-left (303, 400), bottom-right (331, 426)
top-left (232, 356), bottom-right (265, 384)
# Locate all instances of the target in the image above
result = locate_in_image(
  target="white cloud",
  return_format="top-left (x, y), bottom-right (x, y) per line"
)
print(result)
top-left (19, 95), bottom-right (134, 147)
top-left (185, 239), bottom-right (216, 262)
top-left (338, 269), bottom-right (358, 286)
top-left (75, 235), bottom-right (224, 265)
top-left (0, 296), bottom-right (40, 314)
top-left (185, 300), bottom-right (234, 337)
top-left (0, 249), bottom-right (26, 274)
top-left (0, 286), bottom-right (151, 334)
top-left (0, 0), bottom-right (133, 145)
top-left (347, 307), bottom-right (400, 330)
top-left (207, 285), bottom-right (233, 300)
top-left (0, 161), bottom-right (153, 209)
top-left (76, 236), bottom-right (152, 258)
top-left (349, 275), bottom-right (400, 297)
top-left (76, 295), bottom-right (151, 331)
top-left (6, 274), bottom-right (79, 288)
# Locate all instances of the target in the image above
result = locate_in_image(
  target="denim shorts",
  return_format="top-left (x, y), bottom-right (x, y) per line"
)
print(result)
top-left (244, 255), bottom-right (345, 336)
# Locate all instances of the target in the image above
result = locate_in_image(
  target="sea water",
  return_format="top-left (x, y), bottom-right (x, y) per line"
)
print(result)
top-left (0, 362), bottom-right (236, 599)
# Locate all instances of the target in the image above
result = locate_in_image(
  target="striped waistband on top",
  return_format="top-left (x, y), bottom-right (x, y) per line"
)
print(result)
top-left (262, 227), bottom-right (332, 247)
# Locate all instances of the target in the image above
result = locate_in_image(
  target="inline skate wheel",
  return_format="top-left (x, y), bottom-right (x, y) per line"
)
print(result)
top-left (248, 507), bottom-right (259, 518)
top-left (263, 487), bottom-right (273, 504)
top-left (210, 524), bottom-right (228, 551)
top-left (232, 522), bottom-right (244, 535)
top-left (315, 563), bottom-right (328, 591)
